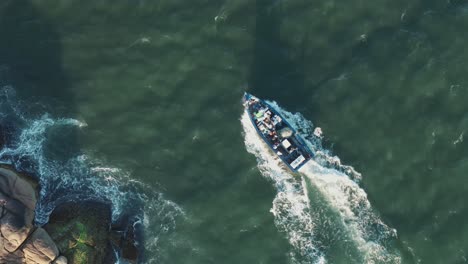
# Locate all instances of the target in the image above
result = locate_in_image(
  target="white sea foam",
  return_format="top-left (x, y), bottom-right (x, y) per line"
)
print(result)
top-left (241, 101), bottom-right (401, 264)
top-left (298, 162), bottom-right (400, 264)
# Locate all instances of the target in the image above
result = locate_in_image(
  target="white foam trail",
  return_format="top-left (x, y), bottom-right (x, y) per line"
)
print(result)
top-left (241, 111), bottom-right (325, 264)
top-left (299, 162), bottom-right (400, 264)
top-left (241, 101), bottom-right (401, 264)
top-left (269, 102), bottom-right (400, 261)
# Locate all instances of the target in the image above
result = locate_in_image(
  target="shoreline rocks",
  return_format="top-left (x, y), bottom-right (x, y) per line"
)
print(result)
top-left (0, 165), bottom-right (66, 264)
top-left (45, 201), bottom-right (139, 264)
top-left (45, 201), bottom-right (112, 264)
top-left (0, 165), bottom-right (140, 264)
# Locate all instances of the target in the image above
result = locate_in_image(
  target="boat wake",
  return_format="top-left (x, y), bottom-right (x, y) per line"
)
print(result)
top-left (0, 86), bottom-right (184, 263)
top-left (241, 111), bottom-right (325, 264)
top-left (241, 101), bottom-right (401, 264)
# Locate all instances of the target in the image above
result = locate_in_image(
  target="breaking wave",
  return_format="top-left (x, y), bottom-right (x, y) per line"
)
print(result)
top-left (241, 99), bottom-right (401, 264)
top-left (0, 86), bottom-right (184, 262)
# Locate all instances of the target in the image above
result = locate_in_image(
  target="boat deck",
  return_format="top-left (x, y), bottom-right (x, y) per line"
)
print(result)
top-left (245, 94), bottom-right (312, 171)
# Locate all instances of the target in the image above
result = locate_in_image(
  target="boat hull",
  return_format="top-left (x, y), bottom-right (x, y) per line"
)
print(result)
top-left (243, 93), bottom-right (312, 171)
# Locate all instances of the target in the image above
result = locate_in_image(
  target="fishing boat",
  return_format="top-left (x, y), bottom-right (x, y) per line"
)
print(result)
top-left (243, 92), bottom-right (313, 171)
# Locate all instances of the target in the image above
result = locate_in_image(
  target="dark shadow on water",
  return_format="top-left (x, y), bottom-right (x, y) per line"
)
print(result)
top-left (0, 0), bottom-right (70, 101)
top-left (0, 0), bottom-right (79, 162)
top-left (248, 0), bottom-right (466, 116)
top-left (248, 0), bottom-right (306, 110)
top-left (0, 3), bottom-right (145, 262)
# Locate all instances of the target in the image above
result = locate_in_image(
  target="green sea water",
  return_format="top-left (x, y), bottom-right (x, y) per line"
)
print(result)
top-left (1, 0), bottom-right (468, 263)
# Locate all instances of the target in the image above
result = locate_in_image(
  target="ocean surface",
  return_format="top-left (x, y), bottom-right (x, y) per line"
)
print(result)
top-left (1, 0), bottom-right (468, 263)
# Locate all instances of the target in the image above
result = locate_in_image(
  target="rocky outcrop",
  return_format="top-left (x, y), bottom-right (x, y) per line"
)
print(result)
top-left (52, 256), bottom-right (68, 264)
top-left (45, 201), bottom-right (140, 264)
top-left (110, 216), bottom-right (140, 264)
top-left (0, 166), bottom-right (67, 264)
top-left (0, 165), bottom-right (139, 264)
top-left (0, 125), bottom-right (4, 150)
top-left (22, 228), bottom-right (60, 264)
top-left (45, 201), bottom-right (112, 264)
top-left (119, 222), bottom-right (138, 262)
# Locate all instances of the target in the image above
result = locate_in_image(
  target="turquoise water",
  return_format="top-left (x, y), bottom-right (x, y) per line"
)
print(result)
top-left (2, 0), bottom-right (468, 263)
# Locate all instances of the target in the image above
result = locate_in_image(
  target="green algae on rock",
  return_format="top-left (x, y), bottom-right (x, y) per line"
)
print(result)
top-left (45, 200), bottom-right (139, 264)
top-left (45, 201), bottom-right (113, 264)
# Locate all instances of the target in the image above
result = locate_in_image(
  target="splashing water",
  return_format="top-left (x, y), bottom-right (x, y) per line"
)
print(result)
top-left (298, 162), bottom-right (400, 263)
top-left (241, 111), bottom-right (325, 264)
top-left (240, 100), bottom-right (401, 264)
top-left (267, 101), bottom-right (362, 183)
top-left (0, 86), bottom-right (184, 262)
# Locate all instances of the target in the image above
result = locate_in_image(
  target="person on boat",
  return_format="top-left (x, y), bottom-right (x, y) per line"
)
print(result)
top-left (268, 130), bottom-right (275, 139)
top-left (272, 133), bottom-right (279, 141)
top-left (270, 130), bottom-right (278, 138)
top-left (264, 117), bottom-right (273, 129)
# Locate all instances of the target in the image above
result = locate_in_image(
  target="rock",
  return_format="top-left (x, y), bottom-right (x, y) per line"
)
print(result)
top-left (108, 215), bottom-right (141, 263)
top-left (0, 124), bottom-right (4, 149)
top-left (0, 191), bottom-right (35, 227)
top-left (22, 227), bottom-right (59, 264)
top-left (52, 255), bottom-right (68, 264)
top-left (0, 235), bottom-right (24, 263)
top-left (0, 211), bottom-right (33, 252)
top-left (0, 166), bottom-right (36, 262)
top-left (0, 166), bottom-right (66, 264)
top-left (45, 201), bottom-right (112, 264)
top-left (0, 166), bottom-right (36, 253)
top-left (0, 167), bottom-right (37, 210)
top-left (120, 221), bottom-right (139, 263)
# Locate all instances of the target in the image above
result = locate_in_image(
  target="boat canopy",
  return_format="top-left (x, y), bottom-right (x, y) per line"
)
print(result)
top-left (282, 139), bottom-right (291, 149)
top-left (278, 127), bottom-right (293, 138)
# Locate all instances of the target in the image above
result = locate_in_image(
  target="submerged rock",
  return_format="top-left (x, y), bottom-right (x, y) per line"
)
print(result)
top-left (120, 222), bottom-right (138, 262)
top-left (0, 125), bottom-right (4, 150)
top-left (0, 124), bottom-right (13, 150)
top-left (111, 216), bottom-right (140, 264)
top-left (45, 201), bottom-right (113, 264)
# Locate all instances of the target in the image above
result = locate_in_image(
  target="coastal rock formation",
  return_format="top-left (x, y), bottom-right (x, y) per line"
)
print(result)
top-left (45, 201), bottom-right (140, 264)
top-left (52, 256), bottom-right (68, 264)
top-left (0, 125), bottom-right (4, 150)
top-left (22, 228), bottom-right (59, 264)
top-left (0, 165), bottom-right (139, 264)
top-left (45, 201), bottom-right (113, 264)
top-left (0, 166), bottom-right (67, 264)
